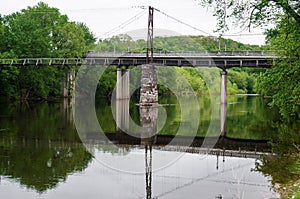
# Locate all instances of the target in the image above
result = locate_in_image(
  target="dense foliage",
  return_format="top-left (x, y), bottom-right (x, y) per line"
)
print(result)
top-left (0, 2), bottom-right (95, 58)
top-left (95, 34), bottom-right (263, 52)
top-left (257, 16), bottom-right (300, 119)
top-left (199, 0), bottom-right (300, 197)
top-left (197, 0), bottom-right (300, 33)
top-left (0, 2), bottom-right (95, 99)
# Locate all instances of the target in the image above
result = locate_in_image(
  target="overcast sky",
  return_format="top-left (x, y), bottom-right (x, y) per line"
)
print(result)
top-left (0, 0), bottom-right (266, 45)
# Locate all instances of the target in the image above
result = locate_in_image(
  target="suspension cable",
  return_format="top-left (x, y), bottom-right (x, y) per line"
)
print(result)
top-left (153, 7), bottom-right (213, 36)
top-left (101, 9), bottom-right (147, 38)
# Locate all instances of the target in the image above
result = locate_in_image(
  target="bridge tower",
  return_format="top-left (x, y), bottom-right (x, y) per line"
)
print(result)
top-left (140, 6), bottom-right (158, 105)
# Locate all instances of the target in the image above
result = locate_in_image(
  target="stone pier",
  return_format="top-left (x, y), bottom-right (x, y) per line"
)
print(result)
top-left (140, 64), bottom-right (158, 105)
top-left (139, 63), bottom-right (158, 144)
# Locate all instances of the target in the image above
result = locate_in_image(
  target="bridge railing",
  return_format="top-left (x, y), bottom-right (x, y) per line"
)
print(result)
top-left (84, 50), bottom-right (277, 58)
top-left (0, 50), bottom-right (277, 67)
top-left (0, 58), bottom-right (85, 66)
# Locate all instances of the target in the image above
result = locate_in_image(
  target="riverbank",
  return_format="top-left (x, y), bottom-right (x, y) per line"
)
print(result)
top-left (253, 152), bottom-right (300, 199)
top-left (282, 157), bottom-right (300, 198)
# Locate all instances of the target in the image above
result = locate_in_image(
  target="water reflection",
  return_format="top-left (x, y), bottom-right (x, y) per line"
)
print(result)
top-left (140, 103), bottom-right (158, 199)
top-left (0, 96), bottom-right (281, 198)
top-left (0, 100), bottom-right (92, 193)
top-left (105, 95), bottom-right (279, 140)
top-left (220, 101), bottom-right (227, 137)
top-left (117, 95), bottom-right (279, 199)
top-left (116, 99), bottom-right (129, 132)
top-left (0, 140), bottom-right (92, 193)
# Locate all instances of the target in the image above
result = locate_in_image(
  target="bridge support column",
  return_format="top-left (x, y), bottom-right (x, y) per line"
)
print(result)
top-left (61, 68), bottom-right (75, 98)
top-left (220, 70), bottom-right (227, 137)
top-left (116, 67), bottom-right (130, 131)
top-left (140, 63), bottom-right (158, 144)
top-left (123, 68), bottom-right (130, 99)
top-left (116, 67), bottom-right (122, 100)
top-left (221, 70), bottom-right (227, 105)
top-left (140, 64), bottom-right (158, 105)
top-left (116, 67), bottom-right (130, 100)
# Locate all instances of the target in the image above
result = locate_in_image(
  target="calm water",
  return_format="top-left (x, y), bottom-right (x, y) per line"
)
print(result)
top-left (0, 96), bottom-right (280, 198)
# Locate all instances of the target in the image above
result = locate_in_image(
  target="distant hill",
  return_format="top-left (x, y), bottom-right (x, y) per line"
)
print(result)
top-left (94, 34), bottom-right (268, 52)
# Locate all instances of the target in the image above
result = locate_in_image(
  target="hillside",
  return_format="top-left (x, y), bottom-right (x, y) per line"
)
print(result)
top-left (94, 34), bottom-right (268, 52)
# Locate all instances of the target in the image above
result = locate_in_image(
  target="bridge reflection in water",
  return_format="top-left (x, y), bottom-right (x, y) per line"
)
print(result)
top-left (111, 97), bottom-right (273, 154)
top-left (140, 104), bottom-right (158, 199)
top-left (100, 97), bottom-right (272, 199)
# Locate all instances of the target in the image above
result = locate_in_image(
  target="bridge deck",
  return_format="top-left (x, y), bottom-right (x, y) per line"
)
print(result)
top-left (0, 50), bottom-right (276, 68)
top-left (83, 132), bottom-right (274, 158)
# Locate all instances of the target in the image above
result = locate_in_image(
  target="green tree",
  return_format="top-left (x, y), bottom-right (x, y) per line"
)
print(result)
top-left (53, 22), bottom-right (86, 57)
top-left (1, 2), bottom-right (68, 57)
top-left (197, 0), bottom-right (300, 32)
top-left (0, 2), bottom-right (96, 99)
top-left (77, 22), bottom-right (97, 50)
top-left (256, 16), bottom-right (300, 119)
top-left (198, 0), bottom-right (300, 118)
top-left (95, 35), bottom-right (138, 52)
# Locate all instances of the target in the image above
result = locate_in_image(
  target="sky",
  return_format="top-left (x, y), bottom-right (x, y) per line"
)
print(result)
top-left (0, 0), bottom-right (267, 45)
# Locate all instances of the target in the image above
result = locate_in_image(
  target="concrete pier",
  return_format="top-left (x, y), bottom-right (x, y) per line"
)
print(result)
top-left (220, 70), bottom-right (227, 136)
top-left (116, 67), bottom-right (130, 100)
top-left (116, 67), bottom-right (122, 100)
top-left (116, 67), bottom-right (130, 131)
top-left (220, 70), bottom-right (227, 104)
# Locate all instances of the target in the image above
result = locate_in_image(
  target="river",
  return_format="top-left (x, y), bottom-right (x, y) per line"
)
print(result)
top-left (0, 95), bottom-right (281, 198)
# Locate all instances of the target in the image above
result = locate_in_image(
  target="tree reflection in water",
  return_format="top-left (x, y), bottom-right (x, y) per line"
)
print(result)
top-left (0, 100), bottom-right (92, 193)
